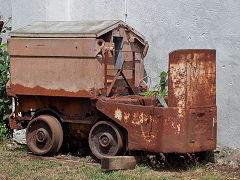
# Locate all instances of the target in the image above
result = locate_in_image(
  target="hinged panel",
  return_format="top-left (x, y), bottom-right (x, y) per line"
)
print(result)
top-left (8, 38), bottom-right (103, 57)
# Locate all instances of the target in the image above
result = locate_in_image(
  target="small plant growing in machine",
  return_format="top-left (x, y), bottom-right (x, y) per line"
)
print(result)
top-left (139, 71), bottom-right (168, 98)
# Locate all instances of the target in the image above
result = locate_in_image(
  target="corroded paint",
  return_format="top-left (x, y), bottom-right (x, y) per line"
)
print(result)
top-left (8, 83), bottom-right (93, 98)
top-left (7, 21), bottom-right (148, 99)
top-left (171, 122), bottom-right (181, 135)
top-left (10, 56), bottom-right (105, 96)
top-left (7, 21), bottom-right (217, 157)
top-left (114, 108), bottom-right (122, 121)
top-left (95, 49), bottom-right (216, 153)
top-left (123, 112), bottom-right (130, 123)
top-left (132, 111), bottom-right (152, 126)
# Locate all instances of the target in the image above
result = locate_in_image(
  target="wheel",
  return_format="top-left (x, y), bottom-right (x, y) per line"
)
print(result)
top-left (89, 121), bottom-right (125, 159)
top-left (26, 115), bottom-right (63, 155)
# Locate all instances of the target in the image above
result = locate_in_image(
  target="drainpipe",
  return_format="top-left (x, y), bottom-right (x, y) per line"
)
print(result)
top-left (124, 0), bottom-right (127, 22)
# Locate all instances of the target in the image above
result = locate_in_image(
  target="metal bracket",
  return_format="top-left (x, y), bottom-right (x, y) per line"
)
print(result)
top-left (106, 69), bottom-right (135, 97)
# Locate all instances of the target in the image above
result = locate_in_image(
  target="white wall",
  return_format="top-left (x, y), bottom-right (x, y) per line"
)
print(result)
top-left (11, 0), bottom-right (46, 30)
top-left (70, 0), bottom-right (124, 21)
top-left (0, 0), bottom-right (12, 22)
top-left (0, 0), bottom-right (12, 43)
top-left (6, 0), bottom-right (240, 148)
top-left (45, 0), bottom-right (71, 21)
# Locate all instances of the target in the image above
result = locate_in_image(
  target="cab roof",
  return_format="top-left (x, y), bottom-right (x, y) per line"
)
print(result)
top-left (10, 20), bottom-right (145, 40)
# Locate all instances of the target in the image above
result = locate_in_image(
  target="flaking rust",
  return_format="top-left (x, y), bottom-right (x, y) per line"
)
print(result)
top-left (96, 49), bottom-right (216, 153)
top-left (7, 20), bottom-right (216, 159)
top-left (114, 108), bottom-right (122, 121)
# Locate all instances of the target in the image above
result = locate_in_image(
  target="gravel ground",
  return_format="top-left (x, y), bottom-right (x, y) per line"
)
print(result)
top-left (214, 146), bottom-right (240, 168)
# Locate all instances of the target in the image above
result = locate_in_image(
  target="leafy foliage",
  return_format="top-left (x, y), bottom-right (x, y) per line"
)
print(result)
top-left (139, 71), bottom-right (168, 98)
top-left (1, 17), bottom-right (12, 33)
top-left (0, 43), bottom-right (11, 141)
top-left (0, 18), bottom-right (12, 141)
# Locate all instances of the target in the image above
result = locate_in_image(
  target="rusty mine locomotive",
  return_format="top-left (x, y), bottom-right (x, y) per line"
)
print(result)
top-left (6, 20), bottom-right (216, 159)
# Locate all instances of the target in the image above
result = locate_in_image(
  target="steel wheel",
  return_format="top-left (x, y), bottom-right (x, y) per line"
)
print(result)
top-left (26, 115), bottom-right (63, 155)
top-left (89, 121), bottom-right (125, 159)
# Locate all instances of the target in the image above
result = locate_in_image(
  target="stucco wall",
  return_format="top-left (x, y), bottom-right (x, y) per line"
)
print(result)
top-left (11, 0), bottom-right (46, 30)
top-left (0, 0), bottom-right (12, 43)
top-left (6, 0), bottom-right (240, 148)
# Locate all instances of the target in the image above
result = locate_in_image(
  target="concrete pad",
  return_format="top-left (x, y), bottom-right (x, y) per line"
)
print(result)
top-left (13, 129), bottom-right (26, 144)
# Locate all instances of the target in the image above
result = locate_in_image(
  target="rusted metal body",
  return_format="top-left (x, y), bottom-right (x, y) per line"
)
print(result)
top-left (7, 20), bottom-right (216, 158)
top-left (7, 21), bottom-right (147, 98)
top-left (96, 49), bottom-right (216, 153)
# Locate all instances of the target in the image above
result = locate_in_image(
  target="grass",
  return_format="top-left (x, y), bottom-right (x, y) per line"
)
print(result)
top-left (0, 142), bottom-right (236, 180)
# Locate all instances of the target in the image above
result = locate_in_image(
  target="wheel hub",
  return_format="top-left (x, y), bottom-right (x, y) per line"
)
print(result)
top-left (36, 128), bottom-right (48, 142)
top-left (99, 132), bottom-right (112, 147)
top-left (89, 121), bottom-right (125, 159)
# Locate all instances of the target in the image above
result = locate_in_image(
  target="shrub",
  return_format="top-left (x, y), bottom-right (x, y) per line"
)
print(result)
top-left (0, 18), bottom-right (12, 141)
